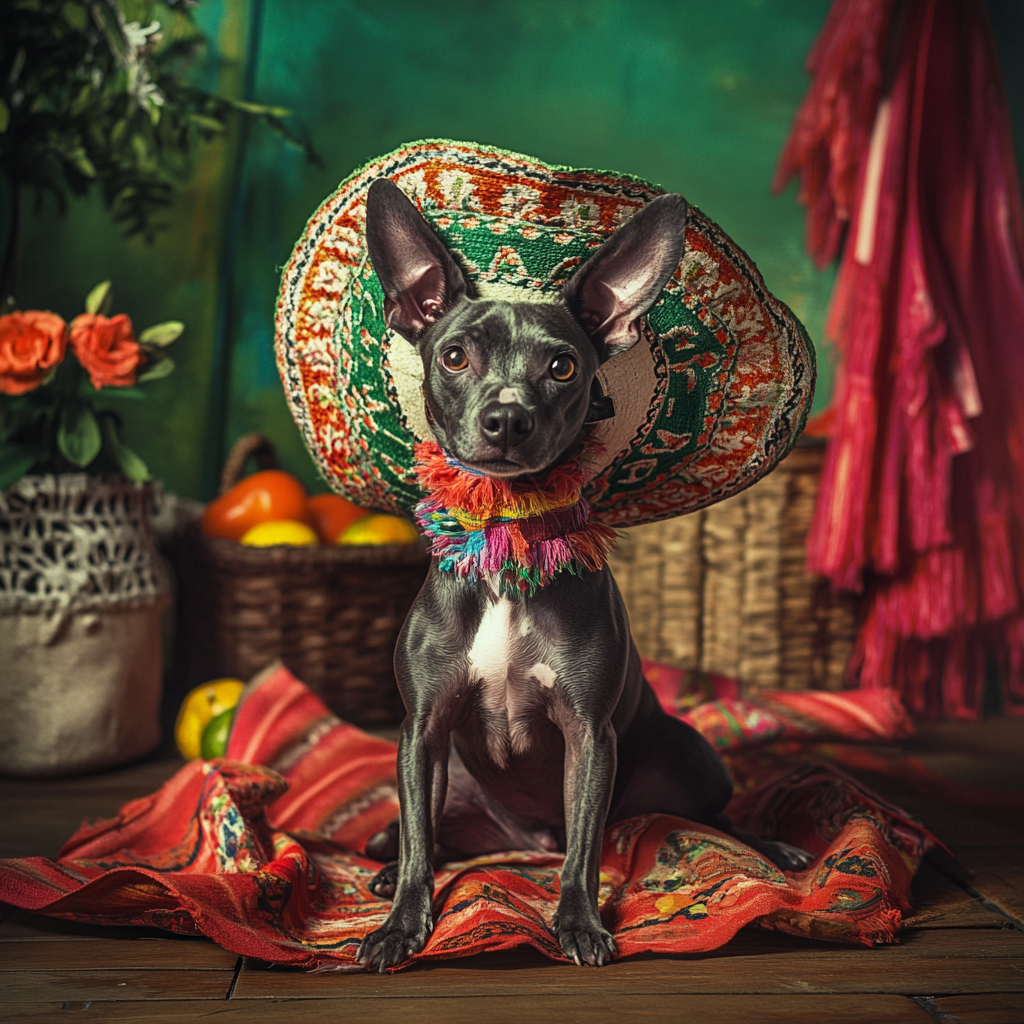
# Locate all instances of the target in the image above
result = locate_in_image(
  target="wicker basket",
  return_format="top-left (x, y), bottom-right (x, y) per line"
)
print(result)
top-left (607, 439), bottom-right (860, 693)
top-left (168, 436), bottom-right (428, 727)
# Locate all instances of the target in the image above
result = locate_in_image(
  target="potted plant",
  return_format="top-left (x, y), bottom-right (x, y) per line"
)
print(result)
top-left (0, 281), bottom-right (180, 775)
top-left (0, 0), bottom-right (316, 775)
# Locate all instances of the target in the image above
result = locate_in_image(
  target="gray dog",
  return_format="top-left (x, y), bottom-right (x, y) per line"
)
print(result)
top-left (356, 179), bottom-right (810, 973)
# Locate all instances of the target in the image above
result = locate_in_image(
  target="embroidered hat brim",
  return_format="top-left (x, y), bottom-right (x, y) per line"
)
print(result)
top-left (276, 140), bottom-right (815, 527)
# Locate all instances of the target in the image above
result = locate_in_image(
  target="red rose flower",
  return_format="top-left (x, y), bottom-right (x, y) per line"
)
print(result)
top-left (70, 313), bottom-right (142, 389)
top-left (0, 311), bottom-right (68, 395)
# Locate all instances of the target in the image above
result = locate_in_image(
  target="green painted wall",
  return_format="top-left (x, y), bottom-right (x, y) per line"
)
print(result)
top-left (11, 0), bottom-right (1021, 500)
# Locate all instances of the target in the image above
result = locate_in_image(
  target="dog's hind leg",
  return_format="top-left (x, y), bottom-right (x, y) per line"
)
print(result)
top-left (611, 692), bottom-right (812, 871)
top-left (611, 692), bottom-right (734, 824)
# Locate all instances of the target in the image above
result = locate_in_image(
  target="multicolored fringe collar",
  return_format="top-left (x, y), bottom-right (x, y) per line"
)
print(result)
top-left (413, 437), bottom-right (617, 597)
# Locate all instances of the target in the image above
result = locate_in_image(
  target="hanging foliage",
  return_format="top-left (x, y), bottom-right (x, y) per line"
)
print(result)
top-left (0, 0), bottom-right (315, 285)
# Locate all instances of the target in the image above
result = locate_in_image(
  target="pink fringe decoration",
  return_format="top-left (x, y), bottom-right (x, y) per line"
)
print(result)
top-left (776, 0), bottom-right (1024, 717)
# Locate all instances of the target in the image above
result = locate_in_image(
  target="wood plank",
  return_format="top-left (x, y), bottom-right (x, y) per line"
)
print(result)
top-left (910, 719), bottom-right (1024, 767)
top-left (0, 938), bottom-right (238, 970)
top-left (232, 958), bottom-right (1023, 999)
top-left (0, 910), bottom-right (194, 942)
top-left (0, 968), bottom-right (235, 1002)
top-left (953, 846), bottom-right (1024, 925)
top-left (230, 928), bottom-right (1024, 999)
top-left (931, 993), bottom-right (1024, 1024)
top-left (858, 789), bottom-right (1024, 849)
top-left (905, 859), bottom-right (1010, 929)
top-left (0, 759), bottom-right (180, 801)
top-left (0, 994), bottom-right (936, 1023)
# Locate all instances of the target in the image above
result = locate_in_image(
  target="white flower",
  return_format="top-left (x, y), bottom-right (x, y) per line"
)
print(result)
top-left (124, 21), bottom-right (161, 49)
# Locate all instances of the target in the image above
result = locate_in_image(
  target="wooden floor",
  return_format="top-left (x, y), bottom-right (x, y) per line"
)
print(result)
top-left (1, 720), bottom-right (1022, 1023)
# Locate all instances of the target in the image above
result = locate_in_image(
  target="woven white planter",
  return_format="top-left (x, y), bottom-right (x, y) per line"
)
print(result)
top-left (0, 475), bottom-right (169, 776)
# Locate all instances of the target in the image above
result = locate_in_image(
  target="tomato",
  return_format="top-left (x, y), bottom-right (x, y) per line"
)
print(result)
top-left (201, 470), bottom-right (308, 541)
top-left (307, 492), bottom-right (367, 544)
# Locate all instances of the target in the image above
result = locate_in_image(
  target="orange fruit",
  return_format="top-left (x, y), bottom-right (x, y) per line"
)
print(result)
top-left (338, 513), bottom-right (420, 545)
top-left (307, 493), bottom-right (367, 543)
top-left (201, 470), bottom-right (308, 541)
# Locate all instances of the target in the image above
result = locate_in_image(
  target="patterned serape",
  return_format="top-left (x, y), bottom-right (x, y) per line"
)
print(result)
top-left (0, 664), bottom-right (933, 970)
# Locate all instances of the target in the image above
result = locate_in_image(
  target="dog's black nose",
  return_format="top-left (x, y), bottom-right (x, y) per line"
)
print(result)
top-left (480, 401), bottom-right (534, 448)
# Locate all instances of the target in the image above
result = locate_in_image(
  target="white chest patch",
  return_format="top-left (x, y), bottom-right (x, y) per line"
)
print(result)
top-left (466, 599), bottom-right (548, 764)
top-left (467, 598), bottom-right (516, 689)
top-left (530, 663), bottom-right (557, 688)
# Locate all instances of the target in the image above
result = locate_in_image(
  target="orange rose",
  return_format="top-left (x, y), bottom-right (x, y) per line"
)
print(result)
top-left (0, 311), bottom-right (68, 396)
top-left (70, 313), bottom-right (142, 389)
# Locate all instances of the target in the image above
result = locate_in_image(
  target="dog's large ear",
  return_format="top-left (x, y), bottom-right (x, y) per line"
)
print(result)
top-left (365, 178), bottom-right (468, 343)
top-left (562, 193), bottom-right (687, 358)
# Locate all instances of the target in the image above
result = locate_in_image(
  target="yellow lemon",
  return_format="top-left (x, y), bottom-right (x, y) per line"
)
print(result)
top-left (338, 513), bottom-right (420, 546)
top-left (240, 519), bottom-right (319, 547)
top-left (174, 679), bottom-right (245, 760)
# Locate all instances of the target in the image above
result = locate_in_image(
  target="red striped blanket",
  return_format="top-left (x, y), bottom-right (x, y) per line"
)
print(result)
top-left (0, 663), bottom-right (932, 970)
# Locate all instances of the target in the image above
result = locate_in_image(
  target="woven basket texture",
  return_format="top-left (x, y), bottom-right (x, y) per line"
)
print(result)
top-left (169, 436), bottom-right (428, 727)
top-left (608, 440), bottom-right (860, 692)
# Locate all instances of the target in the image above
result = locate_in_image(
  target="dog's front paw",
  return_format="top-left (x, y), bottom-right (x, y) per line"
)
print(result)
top-left (367, 861), bottom-right (398, 899)
top-left (357, 903), bottom-right (433, 973)
top-left (758, 839), bottom-right (814, 872)
top-left (552, 910), bottom-right (617, 967)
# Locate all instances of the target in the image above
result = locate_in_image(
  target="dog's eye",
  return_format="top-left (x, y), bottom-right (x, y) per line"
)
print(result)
top-left (550, 355), bottom-right (576, 382)
top-left (441, 347), bottom-right (469, 372)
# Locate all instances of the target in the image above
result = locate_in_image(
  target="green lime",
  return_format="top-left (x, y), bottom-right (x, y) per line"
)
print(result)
top-left (200, 706), bottom-right (236, 759)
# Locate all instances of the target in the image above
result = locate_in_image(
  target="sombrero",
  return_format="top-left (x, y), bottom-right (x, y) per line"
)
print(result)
top-left (275, 140), bottom-right (814, 527)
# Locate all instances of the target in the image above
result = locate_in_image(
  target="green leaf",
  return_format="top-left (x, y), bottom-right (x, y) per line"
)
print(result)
top-left (0, 445), bottom-right (38, 490)
top-left (188, 114), bottom-right (226, 133)
top-left (138, 321), bottom-right (184, 347)
top-left (85, 280), bottom-right (113, 316)
top-left (0, 100), bottom-right (9, 134)
top-left (137, 357), bottom-right (175, 382)
top-left (57, 404), bottom-right (102, 468)
top-left (100, 417), bottom-right (150, 481)
top-left (229, 99), bottom-right (292, 119)
top-left (98, 386), bottom-right (145, 399)
top-left (115, 442), bottom-right (150, 482)
top-left (70, 83), bottom-right (94, 118)
top-left (67, 146), bottom-right (97, 178)
top-left (61, 2), bottom-right (87, 31)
